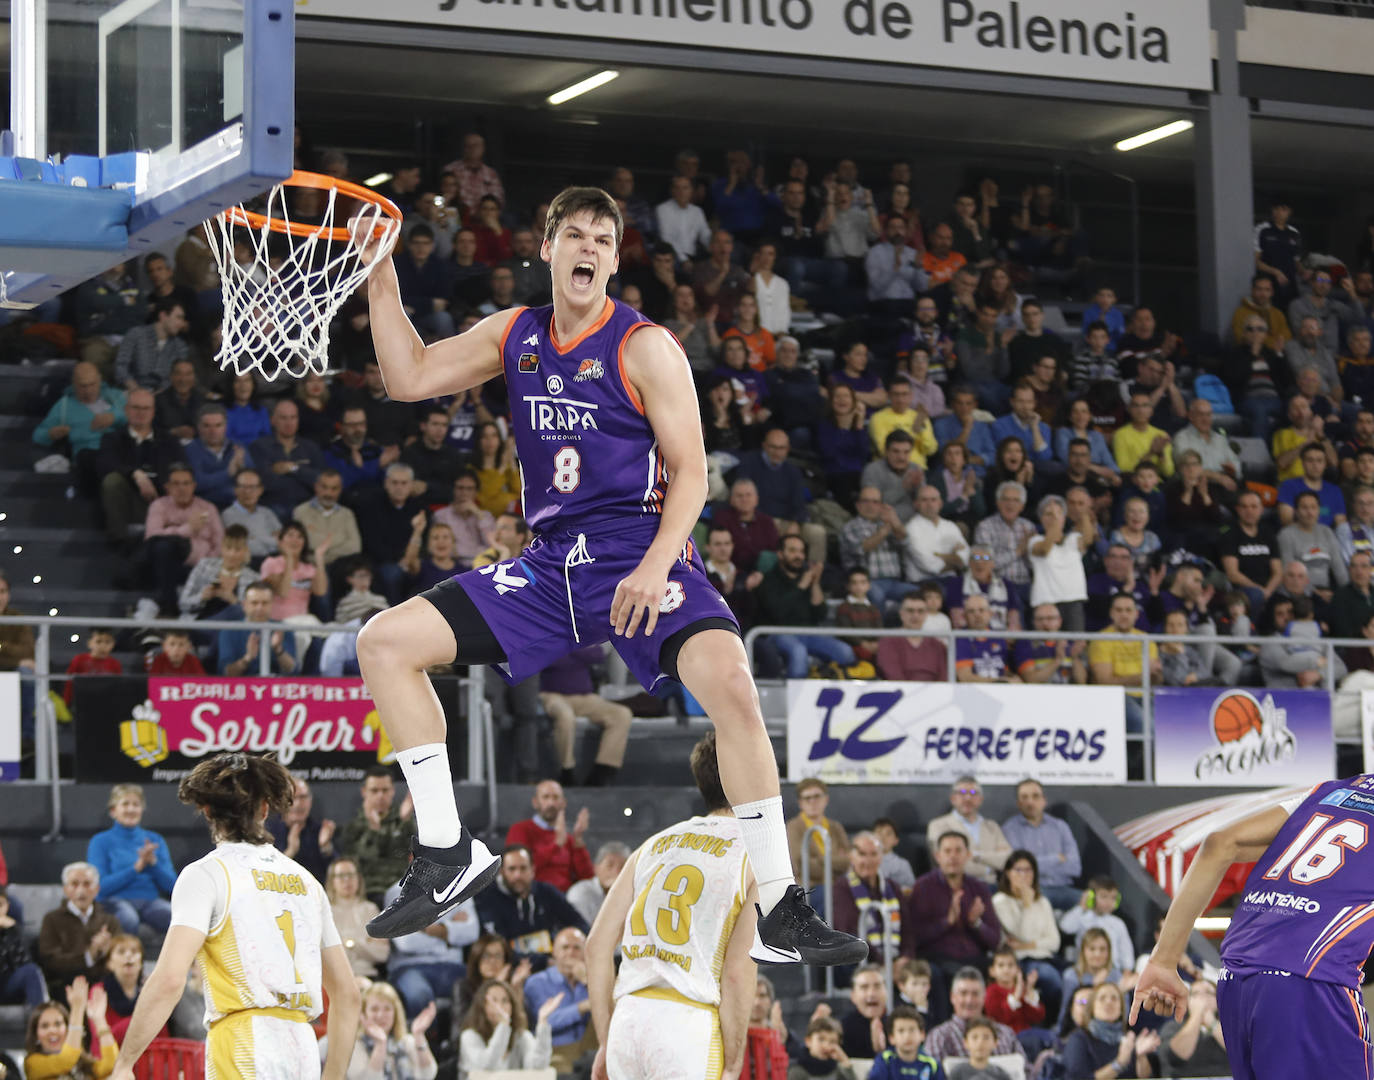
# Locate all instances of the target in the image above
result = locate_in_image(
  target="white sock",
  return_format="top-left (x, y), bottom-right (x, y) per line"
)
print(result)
top-left (396, 743), bottom-right (462, 849)
top-left (732, 795), bottom-right (794, 914)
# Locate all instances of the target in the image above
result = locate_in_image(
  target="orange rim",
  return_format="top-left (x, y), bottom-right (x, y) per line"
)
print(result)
top-left (223, 169), bottom-right (403, 242)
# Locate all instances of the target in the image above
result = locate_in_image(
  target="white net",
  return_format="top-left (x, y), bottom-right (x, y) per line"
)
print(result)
top-left (205, 177), bottom-right (401, 381)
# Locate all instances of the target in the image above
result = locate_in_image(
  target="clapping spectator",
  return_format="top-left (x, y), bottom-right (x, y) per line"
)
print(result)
top-left (83, 784), bottom-right (173, 938)
top-left (983, 946), bottom-right (1046, 1036)
top-left (930, 442), bottom-right (985, 532)
top-left (506, 780), bottom-right (595, 891)
top-left (24, 978), bottom-right (117, 1080)
top-left (841, 488), bottom-right (911, 610)
top-left (974, 482), bottom-right (1036, 590)
top-left (336, 981), bottom-right (437, 1080)
top-left (340, 766), bottom-right (416, 904)
top-left (1272, 394), bottom-right (1334, 482)
top-left (909, 833), bottom-right (1002, 995)
top-left (268, 776), bottom-right (336, 883)
top-left (258, 520), bottom-right (328, 620)
top-left (753, 535), bottom-right (856, 678)
top-left (1061, 983), bottom-right (1158, 1079)
top-left (1113, 391), bottom-right (1174, 479)
top-left (839, 965), bottom-right (892, 1060)
top-left (458, 978), bottom-right (556, 1075)
top-left (37, 865), bottom-right (121, 992)
top-left (216, 580), bottom-right (297, 676)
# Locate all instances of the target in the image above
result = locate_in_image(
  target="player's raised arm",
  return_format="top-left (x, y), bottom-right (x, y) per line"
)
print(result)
top-left (107, 925), bottom-right (207, 1080)
top-left (718, 877), bottom-right (760, 1080)
top-left (362, 245), bottom-right (516, 402)
top-left (586, 848), bottom-right (641, 1080)
top-left (1131, 803), bottom-right (1289, 1024)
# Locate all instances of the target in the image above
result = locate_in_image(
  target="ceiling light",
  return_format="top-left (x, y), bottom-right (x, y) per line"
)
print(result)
top-left (0, 512), bottom-right (7, 521)
top-left (32, 575), bottom-right (41, 583)
top-left (363, 172), bottom-right (392, 188)
top-left (547, 70), bottom-right (619, 107)
top-left (70, 634), bottom-right (79, 643)
top-left (48, 607), bottom-right (58, 615)
top-left (11, 545), bottom-right (20, 554)
top-left (1115, 119), bottom-right (1194, 152)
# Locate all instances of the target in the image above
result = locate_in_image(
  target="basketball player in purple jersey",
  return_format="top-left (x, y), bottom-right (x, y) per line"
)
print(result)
top-left (1132, 775), bottom-right (1374, 1078)
top-left (351, 187), bottom-right (867, 968)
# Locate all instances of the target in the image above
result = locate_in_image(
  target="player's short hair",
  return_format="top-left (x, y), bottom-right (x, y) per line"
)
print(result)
top-left (544, 186), bottom-right (623, 249)
top-left (690, 730), bottom-right (729, 813)
top-left (889, 1005), bottom-right (924, 1031)
top-left (806, 1016), bottom-right (842, 1038)
top-left (107, 783), bottom-right (144, 809)
top-left (177, 752), bottom-right (294, 844)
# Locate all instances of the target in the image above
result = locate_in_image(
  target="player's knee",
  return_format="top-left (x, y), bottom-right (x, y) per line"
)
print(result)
top-left (356, 611), bottom-right (415, 671)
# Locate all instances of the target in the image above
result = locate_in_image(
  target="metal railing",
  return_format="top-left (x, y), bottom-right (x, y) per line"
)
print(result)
top-left (799, 822), bottom-right (835, 997)
top-left (0, 613), bottom-right (492, 839)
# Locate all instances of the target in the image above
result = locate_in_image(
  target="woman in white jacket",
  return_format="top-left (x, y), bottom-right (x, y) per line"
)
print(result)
top-left (457, 978), bottom-right (560, 1078)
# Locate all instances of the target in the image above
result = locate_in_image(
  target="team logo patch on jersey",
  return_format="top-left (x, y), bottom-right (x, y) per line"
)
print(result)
top-left (518, 353), bottom-right (539, 373)
top-left (546, 375), bottom-right (565, 395)
top-left (660, 581), bottom-right (685, 614)
top-left (523, 333), bottom-right (540, 346)
top-left (574, 358), bottom-right (605, 382)
top-left (1320, 788), bottom-right (1374, 816)
top-left (478, 561), bottom-right (529, 595)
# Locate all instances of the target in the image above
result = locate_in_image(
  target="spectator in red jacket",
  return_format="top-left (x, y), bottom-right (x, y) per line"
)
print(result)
top-left (63, 628), bottom-right (122, 707)
top-left (984, 945), bottom-right (1046, 1033)
top-left (504, 780), bottom-right (594, 892)
top-left (145, 629), bottom-right (206, 676)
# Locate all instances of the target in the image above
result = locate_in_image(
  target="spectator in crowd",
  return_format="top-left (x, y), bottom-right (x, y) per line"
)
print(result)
top-left (787, 778), bottom-right (852, 885)
top-left (1171, 397), bottom-right (1240, 497)
top-left (934, 387), bottom-right (997, 477)
top-left (703, 526), bottom-right (755, 628)
top-left (839, 964), bottom-right (892, 1060)
top-left (251, 399), bottom-right (326, 518)
top-left (922, 221), bottom-right (968, 287)
top-left (505, 781), bottom-right (595, 893)
top-left (333, 559), bottom-right (388, 624)
top-left (1029, 494), bottom-right (1093, 631)
top-left (791, 1015), bottom-right (857, 1080)
top-left (1108, 496), bottom-right (1162, 572)
top-left (1159, 608), bottom-right (1213, 687)
top-left (322, 857), bottom-right (387, 979)
top-left (750, 239), bottom-right (792, 337)
top-left (983, 945), bottom-right (1046, 1037)
top-left (954, 302), bottom-right (1012, 413)
top-left (1254, 198), bottom-right (1301, 299)
top-left (266, 776), bottom-right (335, 883)
top-left (723, 292), bottom-right (775, 371)
top-left (113, 297), bottom-right (188, 394)
top-left (386, 890), bottom-right (479, 1018)
top-left (146, 628), bottom-right (204, 676)
top-left (664, 283), bottom-right (721, 374)
top-left (955, 595), bottom-right (1017, 684)
top-left (292, 469), bottom-right (362, 570)
top-left (925, 778), bottom-right (1012, 886)
top-left (333, 981), bottom-right (437, 1080)
top-left (216, 580), bottom-right (296, 676)
top-left (1053, 402), bottom-right (1118, 494)
top-left (1059, 876), bottom-right (1135, 971)
top-left (95, 388), bottom-right (177, 550)
top-left (870, 819), bottom-right (916, 892)
top-left (183, 406), bottom-right (254, 519)
top-left (876, 593), bottom-right (947, 683)
top-left (402, 520), bottom-right (461, 592)
top-left (84, 784), bottom-right (174, 936)
top-left (861, 429), bottom-right (924, 523)
top-left (1342, 325), bottom-right (1374, 404)
top-left (401, 407), bottom-right (466, 500)
top-left (138, 464), bottom-right (223, 616)
top-left (340, 765), bottom-right (415, 904)
top-left (0, 886), bottom-right (46, 1008)
top-left (924, 968), bottom-right (1026, 1062)
top-left (458, 977), bottom-right (556, 1075)
top-left (218, 470), bottom-right (280, 561)
top-left (33, 362), bottom-right (127, 481)
top-left (1163, 450), bottom-right (1228, 558)
top-left (992, 382), bottom-right (1053, 466)
top-left (445, 133), bottom-right (503, 214)
top-left (23, 977), bottom-right (118, 1080)
top-left (1086, 543), bottom-right (1160, 631)
top-left (831, 341), bottom-right (888, 412)
top-left (223, 374), bottom-right (271, 447)
top-left (1088, 593), bottom-right (1159, 732)
top-left (1022, 354), bottom-right (1066, 427)
top-left (1158, 977), bottom-right (1229, 1078)
top-left (841, 487), bottom-right (911, 610)
top-left (503, 227), bottom-right (552, 306)
top-left (1067, 321), bottom-right (1119, 395)
top-left (468, 422), bottom-right (521, 517)
top-left (974, 482), bottom-right (1036, 591)
top-left (153, 358), bottom-right (203, 443)
top-left (1001, 781), bottom-right (1081, 909)
top-left (257, 518), bottom-right (328, 621)
top-left (473, 845), bottom-right (589, 960)
top-left (325, 406), bottom-right (392, 491)
top-left (538, 646), bottom-right (632, 789)
top-left (868, 377), bottom-right (937, 467)
top-left (1124, 355), bottom-right (1186, 433)
top-left (452, 935), bottom-right (532, 1032)
top-left (949, 546), bottom-right (1020, 631)
top-left (1285, 313), bottom-right (1342, 400)
top-left (1339, 413), bottom-right (1374, 485)
top-left (1273, 394), bottom-right (1335, 484)
top-left (1047, 439), bottom-right (1116, 525)
top-left (61, 628), bottom-right (121, 709)
top-left (1058, 926), bottom-right (1126, 1024)
top-left (73, 261), bottom-right (142, 372)
top-left (1231, 274), bottom-right (1292, 351)
top-left (1337, 484), bottom-right (1374, 564)
top-left (866, 215), bottom-right (928, 314)
top-left (1061, 982), bottom-right (1159, 1079)
top-left (472, 511), bottom-right (531, 570)
top-left (755, 534), bottom-right (856, 677)
top-left (764, 336), bottom-right (822, 444)
top-left (656, 175), bottom-right (711, 262)
top-left (1278, 442), bottom-right (1347, 527)
top-left (565, 843), bottom-right (629, 929)
top-left (930, 441), bottom-right (986, 532)
top-left (1290, 268), bottom-right (1356, 353)
top-left (37, 864), bottom-right (121, 991)
top-left (732, 429), bottom-right (827, 563)
top-left (1261, 595), bottom-right (1344, 687)
top-left (356, 463), bottom-right (426, 603)
top-left (906, 486), bottom-right (970, 582)
top-left (1219, 490), bottom-right (1282, 615)
top-left (1224, 314), bottom-right (1290, 441)
top-left (1117, 305), bottom-right (1180, 372)
top-left (1015, 603), bottom-right (1087, 685)
top-left (833, 833), bottom-right (908, 966)
top-left (523, 926), bottom-right (594, 1071)
top-left (1263, 559), bottom-right (1320, 632)
top-left (1113, 390), bottom-right (1174, 479)
top-left (1007, 300), bottom-right (1071, 381)
top-left (1332, 551), bottom-right (1374, 643)
top-left (903, 347), bottom-right (947, 419)
top-left (1278, 490), bottom-right (1348, 601)
top-left (990, 853), bottom-right (1062, 1018)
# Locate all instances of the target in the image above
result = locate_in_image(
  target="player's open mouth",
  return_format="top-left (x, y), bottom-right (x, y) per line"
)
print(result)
top-left (572, 262), bottom-right (595, 287)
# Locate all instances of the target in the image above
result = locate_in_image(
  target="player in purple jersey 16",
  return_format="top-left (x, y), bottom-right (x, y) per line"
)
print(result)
top-left (1133, 776), bottom-right (1374, 1080)
top-left (348, 187), bottom-right (867, 971)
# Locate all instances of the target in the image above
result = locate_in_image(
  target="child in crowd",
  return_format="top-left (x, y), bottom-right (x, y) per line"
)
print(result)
top-left (836, 569), bottom-right (882, 664)
top-left (983, 946), bottom-right (1045, 1034)
top-left (896, 960), bottom-right (939, 1030)
top-left (62, 628), bottom-right (121, 708)
top-left (868, 1006), bottom-right (942, 1080)
top-left (789, 1017), bottom-right (856, 1080)
top-left (178, 524), bottom-right (257, 619)
top-left (872, 818), bottom-right (916, 891)
top-left (145, 629), bottom-right (206, 676)
top-left (1222, 591), bottom-right (1259, 666)
top-left (1081, 286), bottom-right (1126, 348)
top-left (1158, 609), bottom-right (1212, 687)
top-left (334, 558), bottom-right (389, 623)
top-left (947, 1018), bottom-right (1012, 1080)
top-left (1068, 321), bottom-right (1118, 392)
top-left (918, 582), bottom-right (952, 633)
top-left (1059, 876), bottom-right (1136, 972)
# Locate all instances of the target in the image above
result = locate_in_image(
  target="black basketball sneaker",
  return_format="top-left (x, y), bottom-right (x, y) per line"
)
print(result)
top-left (366, 830), bottom-right (501, 938)
top-left (750, 884), bottom-right (871, 965)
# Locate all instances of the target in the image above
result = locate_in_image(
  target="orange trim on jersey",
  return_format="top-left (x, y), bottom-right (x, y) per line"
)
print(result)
top-left (616, 321), bottom-right (656, 416)
top-left (498, 307), bottom-right (529, 358)
top-left (550, 297), bottom-right (614, 355)
top-left (1306, 906), bottom-right (1374, 977)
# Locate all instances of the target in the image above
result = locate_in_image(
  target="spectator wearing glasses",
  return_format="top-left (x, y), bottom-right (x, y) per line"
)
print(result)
top-left (875, 593), bottom-right (947, 682)
top-left (1222, 316), bottom-right (1290, 442)
top-left (1231, 274), bottom-right (1292, 352)
top-left (220, 469), bottom-right (281, 560)
top-left (1001, 781), bottom-right (1082, 910)
top-left (925, 777), bottom-right (1012, 886)
top-left (948, 546), bottom-right (1021, 632)
top-left (787, 778), bottom-right (851, 888)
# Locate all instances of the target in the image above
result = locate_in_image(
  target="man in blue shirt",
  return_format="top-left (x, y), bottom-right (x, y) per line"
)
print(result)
top-left (730, 428), bottom-right (828, 564)
top-left (184, 403), bottom-right (255, 509)
top-left (1001, 779), bottom-right (1082, 910)
top-left (393, 225), bottom-right (457, 340)
top-left (990, 382), bottom-right (1053, 465)
top-left (217, 580), bottom-right (298, 675)
top-left (1277, 441), bottom-right (1347, 528)
top-left (933, 386), bottom-right (997, 477)
top-left (524, 926), bottom-right (593, 1071)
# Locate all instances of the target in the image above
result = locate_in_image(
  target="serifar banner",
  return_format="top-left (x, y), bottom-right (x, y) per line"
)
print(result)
top-left (786, 680), bottom-right (1127, 784)
top-left (73, 676), bottom-right (394, 783)
top-left (296, 0), bottom-right (1212, 90)
top-left (1152, 687), bottom-right (1334, 787)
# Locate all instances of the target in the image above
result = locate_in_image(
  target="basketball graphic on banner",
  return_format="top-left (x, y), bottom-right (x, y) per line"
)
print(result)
top-left (1211, 691), bottom-right (1265, 744)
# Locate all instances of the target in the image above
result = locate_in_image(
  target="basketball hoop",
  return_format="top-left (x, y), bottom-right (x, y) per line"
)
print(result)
top-left (205, 170), bottom-right (402, 381)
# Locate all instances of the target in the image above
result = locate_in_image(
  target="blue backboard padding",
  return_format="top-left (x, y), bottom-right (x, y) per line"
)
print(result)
top-left (0, 181), bottom-right (130, 254)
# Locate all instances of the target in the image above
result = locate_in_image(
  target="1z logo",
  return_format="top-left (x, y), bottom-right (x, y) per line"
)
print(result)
top-left (808, 687), bottom-right (906, 762)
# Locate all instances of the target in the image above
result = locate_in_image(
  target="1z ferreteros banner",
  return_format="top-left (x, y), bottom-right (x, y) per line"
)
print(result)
top-left (0, 672), bottom-right (19, 781)
top-left (786, 680), bottom-right (1127, 784)
top-left (1153, 687), bottom-right (1334, 786)
top-left (73, 676), bottom-right (391, 783)
top-left (298, 0), bottom-right (1212, 90)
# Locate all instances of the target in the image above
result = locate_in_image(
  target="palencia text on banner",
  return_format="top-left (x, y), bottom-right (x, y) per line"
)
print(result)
top-left (786, 680), bottom-right (1127, 785)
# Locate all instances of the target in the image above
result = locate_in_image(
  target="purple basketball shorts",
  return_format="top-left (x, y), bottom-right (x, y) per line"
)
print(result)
top-left (1216, 965), bottom-right (1373, 1080)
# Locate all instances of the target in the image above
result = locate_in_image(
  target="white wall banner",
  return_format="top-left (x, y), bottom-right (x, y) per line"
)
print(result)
top-left (298, 0), bottom-right (1213, 90)
top-left (1361, 689), bottom-right (1374, 774)
top-left (0, 672), bottom-right (20, 781)
top-left (786, 679), bottom-right (1127, 785)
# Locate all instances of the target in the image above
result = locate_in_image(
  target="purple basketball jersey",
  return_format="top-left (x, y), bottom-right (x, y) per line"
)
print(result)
top-left (501, 298), bottom-right (668, 535)
top-left (1222, 775), bottom-right (1374, 988)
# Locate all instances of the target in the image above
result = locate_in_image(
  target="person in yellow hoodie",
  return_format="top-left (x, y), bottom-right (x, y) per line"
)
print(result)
top-left (24, 976), bottom-right (117, 1080)
top-left (868, 376), bottom-right (937, 466)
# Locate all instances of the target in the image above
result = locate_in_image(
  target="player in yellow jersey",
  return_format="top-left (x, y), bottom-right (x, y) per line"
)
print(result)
top-left (106, 753), bottom-right (360, 1080)
top-left (586, 732), bottom-right (759, 1080)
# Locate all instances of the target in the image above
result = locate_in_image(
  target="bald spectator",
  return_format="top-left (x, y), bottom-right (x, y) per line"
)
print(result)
top-left (33, 362), bottom-right (127, 484)
top-left (95, 387), bottom-right (178, 549)
top-left (1272, 394), bottom-right (1335, 483)
top-left (293, 469), bottom-right (362, 568)
top-left (37, 863), bottom-right (122, 993)
top-left (523, 927), bottom-right (594, 1070)
top-left (506, 781), bottom-right (594, 892)
top-left (445, 132), bottom-right (505, 215)
top-left (925, 777), bottom-right (1013, 885)
top-left (711, 478), bottom-right (780, 573)
top-left (565, 843), bottom-right (629, 929)
top-left (138, 463), bottom-right (223, 616)
top-left (1172, 397), bottom-right (1241, 496)
top-left (250, 398), bottom-right (326, 517)
top-left (220, 469), bottom-right (282, 559)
